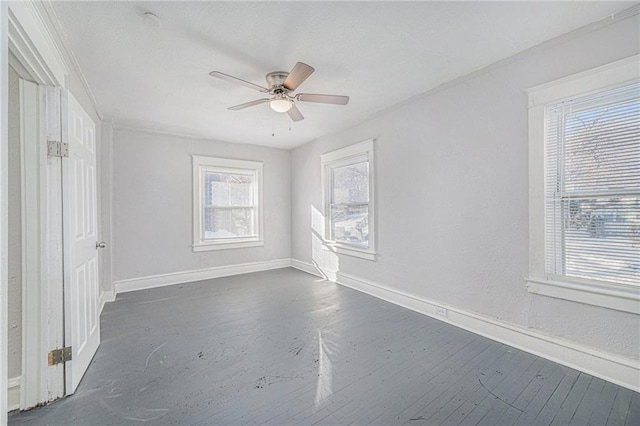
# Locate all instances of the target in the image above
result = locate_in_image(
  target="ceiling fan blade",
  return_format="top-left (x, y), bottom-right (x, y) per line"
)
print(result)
top-left (287, 104), bottom-right (304, 122)
top-left (228, 98), bottom-right (271, 111)
top-left (210, 71), bottom-right (270, 93)
top-left (297, 93), bottom-right (349, 105)
top-left (283, 62), bottom-right (315, 91)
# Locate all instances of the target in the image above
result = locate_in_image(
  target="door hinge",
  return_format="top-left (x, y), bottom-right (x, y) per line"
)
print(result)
top-left (48, 347), bottom-right (72, 366)
top-left (47, 140), bottom-right (69, 158)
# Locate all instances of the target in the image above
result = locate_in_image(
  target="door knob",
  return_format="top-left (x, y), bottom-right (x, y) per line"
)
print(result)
top-left (96, 241), bottom-right (107, 249)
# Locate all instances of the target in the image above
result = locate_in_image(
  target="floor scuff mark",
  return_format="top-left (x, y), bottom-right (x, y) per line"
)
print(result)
top-left (136, 296), bottom-right (180, 305)
top-left (478, 378), bottom-right (523, 412)
top-left (145, 342), bottom-right (167, 367)
top-left (98, 398), bottom-right (169, 423)
top-left (255, 374), bottom-right (303, 389)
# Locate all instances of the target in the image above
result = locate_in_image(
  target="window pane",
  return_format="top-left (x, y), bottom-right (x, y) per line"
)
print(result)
top-left (205, 172), bottom-right (253, 206)
top-left (203, 207), bottom-right (255, 239)
top-left (332, 161), bottom-right (369, 204)
top-left (331, 204), bottom-right (369, 247)
top-left (562, 97), bottom-right (640, 193)
top-left (551, 196), bottom-right (639, 285)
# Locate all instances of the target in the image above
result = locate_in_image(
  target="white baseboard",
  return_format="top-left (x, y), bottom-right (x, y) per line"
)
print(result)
top-left (99, 288), bottom-right (116, 314)
top-left (291, 259), bottom-right (640, 392)
top-left (8, 376), bottom-right (20, 411)
top-left (290, 258), bottom-right (325, 278)
top-left (114, 258), bottom-right (291, 294)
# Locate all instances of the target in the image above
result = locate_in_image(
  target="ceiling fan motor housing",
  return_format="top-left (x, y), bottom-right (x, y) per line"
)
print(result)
top-left (266, 71), bottom-right (289, 91)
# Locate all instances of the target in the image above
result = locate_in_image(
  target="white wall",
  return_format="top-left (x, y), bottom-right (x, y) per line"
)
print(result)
top-left (111, 129), bottom-right (291, 282)
top-left (291, 15), bottom-right (639, 361)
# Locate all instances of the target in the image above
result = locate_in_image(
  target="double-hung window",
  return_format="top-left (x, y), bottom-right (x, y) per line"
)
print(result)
top-left (321, 140), bottom-right (376, 260)
top-left (527, 55), bottom-right (639, 313)
top-left (192, 156), bottom-right (263, 251)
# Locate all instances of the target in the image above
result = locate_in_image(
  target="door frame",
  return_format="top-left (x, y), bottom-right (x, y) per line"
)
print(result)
top-left (6, 0), bottom-right (69, 411)
top-left (2, 2), bottom-right (9, 422)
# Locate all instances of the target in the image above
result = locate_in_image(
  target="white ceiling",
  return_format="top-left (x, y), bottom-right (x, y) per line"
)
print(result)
top-left (51, 1), bottom-right (632, 149)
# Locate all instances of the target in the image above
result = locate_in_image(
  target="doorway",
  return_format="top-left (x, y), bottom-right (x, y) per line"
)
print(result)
top-left (7, 44), bottom-right (101, 413)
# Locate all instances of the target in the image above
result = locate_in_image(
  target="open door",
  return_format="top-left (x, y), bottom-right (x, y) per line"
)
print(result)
top-left (61, 90), bottom-right (100, 394)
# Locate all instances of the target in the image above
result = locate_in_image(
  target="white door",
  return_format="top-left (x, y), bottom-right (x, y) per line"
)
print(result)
top-left (61, 90), bottom-right (100, 394)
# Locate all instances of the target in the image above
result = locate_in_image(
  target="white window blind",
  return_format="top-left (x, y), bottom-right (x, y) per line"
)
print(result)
top-left (545, 81), bottom-right (639, 286)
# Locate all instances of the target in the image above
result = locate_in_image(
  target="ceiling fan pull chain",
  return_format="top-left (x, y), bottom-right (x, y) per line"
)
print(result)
top-left (272, 116), bottom-right (275, 137)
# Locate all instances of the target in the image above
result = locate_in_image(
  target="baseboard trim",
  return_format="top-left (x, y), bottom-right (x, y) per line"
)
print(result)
top-left (290, 258), bottom-right (325, 278)
top-left (291, 259), bottom-right (639, 392)
top-left (114, 258), bottom-right (291, 294)
top-left (8, 376), bottom-right (20, 411)
top-left (99, 289), bottom-right (116, 313)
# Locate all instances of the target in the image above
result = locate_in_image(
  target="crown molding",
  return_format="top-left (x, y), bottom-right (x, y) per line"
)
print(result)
top-left (29, 0), bottom-right (103, 120)
top-left (111, 118), bottom-right (222, 142)
top-left (7, 2), bottom-right (68, 86)
top-left (111, 117), bottom-right (291, 151)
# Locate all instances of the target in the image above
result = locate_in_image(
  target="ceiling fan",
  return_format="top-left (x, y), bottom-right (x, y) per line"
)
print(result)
top-left (209, 62), bottom-right (349, 122)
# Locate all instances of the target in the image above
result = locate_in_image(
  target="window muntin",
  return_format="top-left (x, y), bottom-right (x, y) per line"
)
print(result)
top-left (544, 81), bottom-right (639, 287)
top-left (321, 140), bottom-right (375, 260)
top-left (192, 156), bottom-right (263, 251)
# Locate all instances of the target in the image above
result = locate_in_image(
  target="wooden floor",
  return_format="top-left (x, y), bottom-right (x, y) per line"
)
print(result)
top-left (9, 268), bottom-right (639, 425)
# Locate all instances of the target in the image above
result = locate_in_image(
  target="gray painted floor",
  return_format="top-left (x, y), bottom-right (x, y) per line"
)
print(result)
top-left (9, 268), bottom-right (639, 425)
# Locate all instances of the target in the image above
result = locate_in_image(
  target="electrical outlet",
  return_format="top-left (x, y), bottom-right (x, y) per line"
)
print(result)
top-left (435, 307), bottom-right (448, 317)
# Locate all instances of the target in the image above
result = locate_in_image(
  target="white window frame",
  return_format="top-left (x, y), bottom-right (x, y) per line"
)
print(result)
top-left (192, 155), bottom-right (263, 252)
top-left (321, 139), bottom-right (376, 261)
top-left (526, 55), bottom-right (640, 314)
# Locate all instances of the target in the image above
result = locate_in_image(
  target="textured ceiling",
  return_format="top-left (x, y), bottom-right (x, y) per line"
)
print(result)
top-left (52, 1), bottom-right (632, 149)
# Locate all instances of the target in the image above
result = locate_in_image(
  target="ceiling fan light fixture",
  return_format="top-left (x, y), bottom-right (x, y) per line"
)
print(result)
top-left (269, 98), bottom-right (292, 113)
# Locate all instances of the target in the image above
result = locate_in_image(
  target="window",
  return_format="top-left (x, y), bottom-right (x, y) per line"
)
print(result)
top-left (192, 156), bottom-right (263, 251)
top-left (545, 82), bottom-right (639, 285)
top-left (321, 140), bottom-right (375, 260)
top-left (526, 55), bottom-right (639, 313)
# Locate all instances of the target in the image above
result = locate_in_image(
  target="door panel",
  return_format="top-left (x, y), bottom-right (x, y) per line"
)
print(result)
top-left (62, 90), bottom-right (99, 394)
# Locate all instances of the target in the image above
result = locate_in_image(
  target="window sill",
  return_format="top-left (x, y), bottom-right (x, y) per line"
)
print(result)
top-left (193, 239), bottom-right (264, 252)
top-left (525, 277), bottom-right (639, 314)
top-left (324, 244), bottom-right (376, 261)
